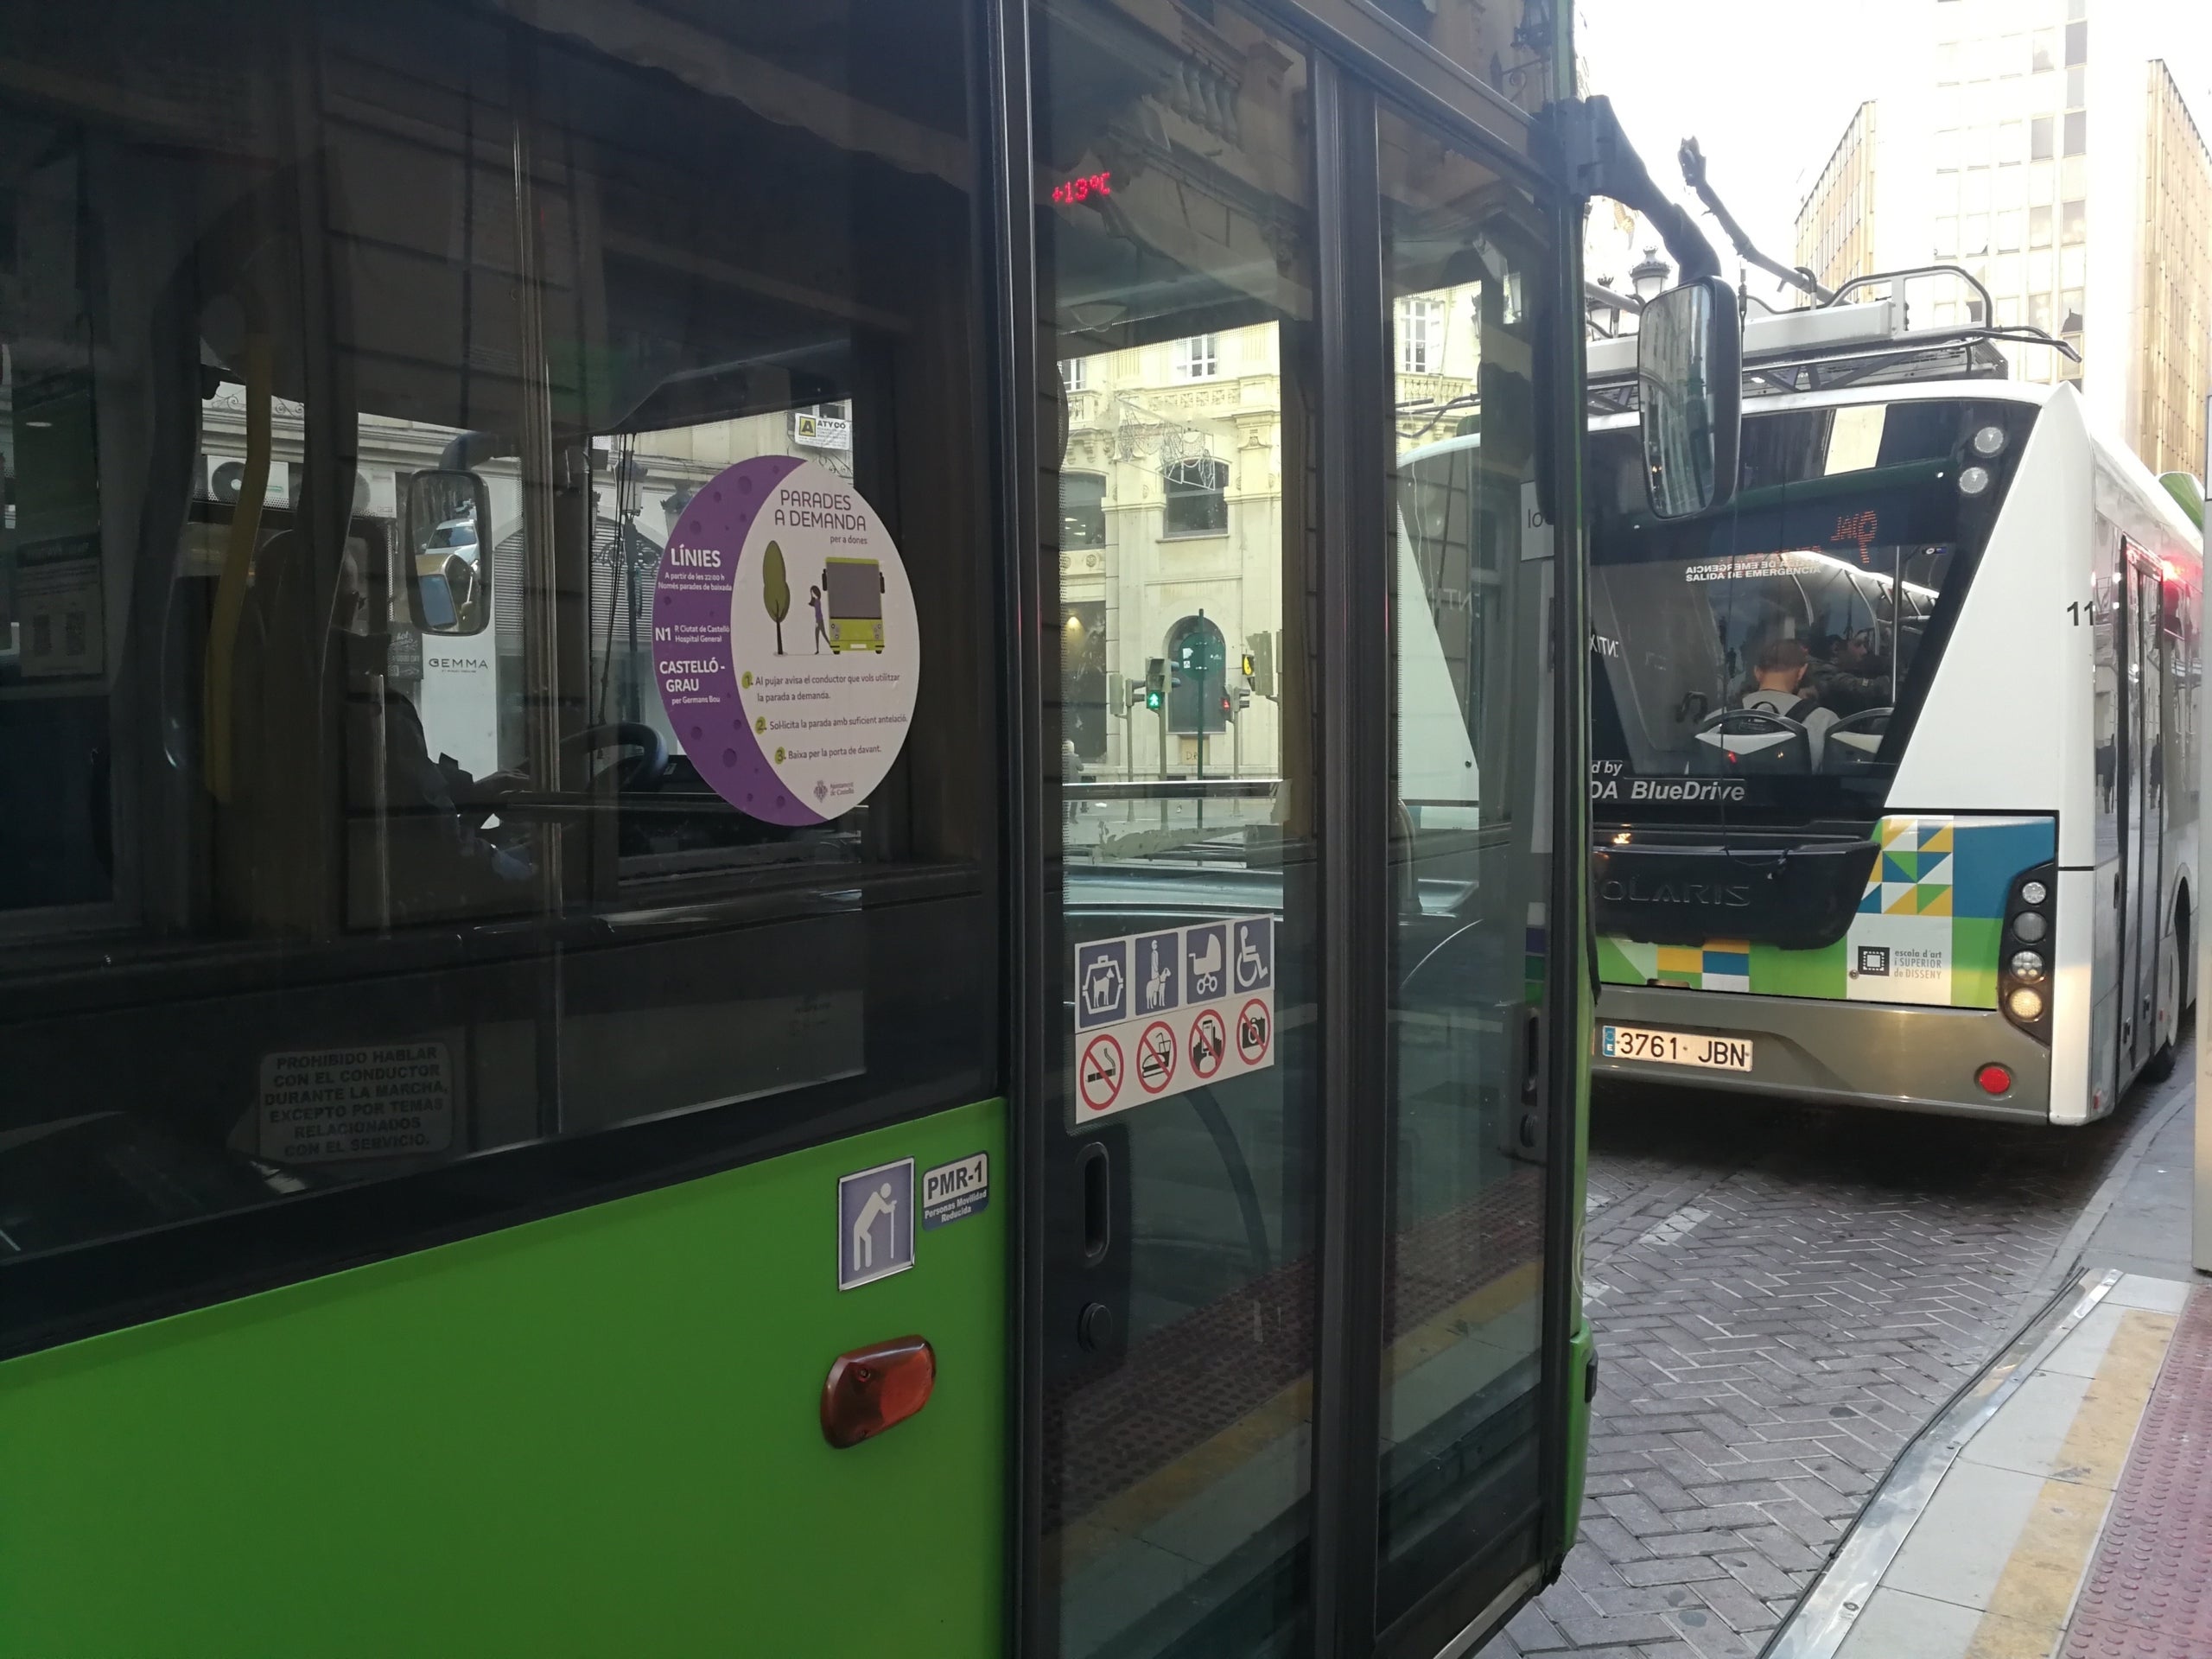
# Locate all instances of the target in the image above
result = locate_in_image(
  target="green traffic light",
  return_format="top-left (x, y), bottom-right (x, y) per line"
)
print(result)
top-left (1145, 690), bottom-right (1162, 710)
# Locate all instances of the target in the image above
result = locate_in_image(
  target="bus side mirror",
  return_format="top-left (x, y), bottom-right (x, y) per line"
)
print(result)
top-left (405, 469), bottom-right (493, 635)
top-left (1637, 276), bottom-right (1741, 519)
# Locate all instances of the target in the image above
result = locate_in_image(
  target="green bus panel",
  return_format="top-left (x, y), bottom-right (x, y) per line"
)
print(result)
top-left (0, 1101), bottom-right (1007, 1659)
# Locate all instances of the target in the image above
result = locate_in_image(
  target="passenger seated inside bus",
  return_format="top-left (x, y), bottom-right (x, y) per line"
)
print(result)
top-left (1806, 631), bottom-right (1891, 717)
top-left (1732, 638), bottom-right (1837, 766)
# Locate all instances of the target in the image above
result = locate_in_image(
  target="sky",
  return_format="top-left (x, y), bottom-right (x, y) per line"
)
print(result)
top-left (1575, 0), bottom-right (2212, 299)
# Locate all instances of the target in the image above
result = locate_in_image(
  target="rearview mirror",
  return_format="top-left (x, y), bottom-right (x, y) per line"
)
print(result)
top-left (405, 469), bottom-right (492, 635)
top-left (1637, 276), bottom-right (1741, 518)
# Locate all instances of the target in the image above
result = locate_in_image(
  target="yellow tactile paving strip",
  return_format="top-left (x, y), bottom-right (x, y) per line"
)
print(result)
top-left (1961, 1308), bottom-right (2177, 1659)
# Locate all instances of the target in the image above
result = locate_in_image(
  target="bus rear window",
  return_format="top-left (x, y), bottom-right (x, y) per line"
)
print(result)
top-left (1587, 398), bottom-right (2038, 822)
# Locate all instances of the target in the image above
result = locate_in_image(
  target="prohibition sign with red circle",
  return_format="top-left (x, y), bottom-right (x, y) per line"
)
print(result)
top-left (1188, 1007), bottom-right (1227, 1079)
top-left (1080, 1033), bottom-right (1125, 1112)
top-left (1135, 1020), bottom-right (1179, 1095)
top-left (1236, 999), bottom-right (1272, 1066)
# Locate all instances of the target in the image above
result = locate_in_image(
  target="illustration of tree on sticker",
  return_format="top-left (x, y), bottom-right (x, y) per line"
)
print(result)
top-left (761, 541), bottom-right (791, 654)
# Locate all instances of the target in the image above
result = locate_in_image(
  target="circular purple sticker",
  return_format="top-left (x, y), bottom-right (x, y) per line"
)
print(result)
top-left (653, 455), bottom-right (918, 826)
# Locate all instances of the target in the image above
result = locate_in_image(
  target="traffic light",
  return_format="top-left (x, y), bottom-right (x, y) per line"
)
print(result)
top-left (1244, 631), bottom-right (1276, 699)
top-left (1143, 657), bottom-right (1166, 712)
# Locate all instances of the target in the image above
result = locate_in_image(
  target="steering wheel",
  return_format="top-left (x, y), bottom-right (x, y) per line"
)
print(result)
top-left (563, 721), bottom-right (671, 793)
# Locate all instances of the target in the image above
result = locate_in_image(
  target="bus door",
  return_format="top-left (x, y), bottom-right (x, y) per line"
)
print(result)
top-left (1027, 2), bottom-right (1582, 1654)
top-left (0, 3), bottom-right (1008, 1652)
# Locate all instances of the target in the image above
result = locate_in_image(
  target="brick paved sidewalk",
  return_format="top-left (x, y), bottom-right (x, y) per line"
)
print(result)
top-left (1495, 1083), bottom-right (2161, 1659)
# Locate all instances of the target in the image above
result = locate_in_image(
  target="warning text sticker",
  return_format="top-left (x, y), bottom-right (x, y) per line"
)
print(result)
top-left (258, 1041), bottom-right (454, 1165)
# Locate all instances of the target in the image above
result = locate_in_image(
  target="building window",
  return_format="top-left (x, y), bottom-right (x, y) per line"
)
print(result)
top-left (1399, 295), bottom-right (1445, 374)
top-left (2064, 19), bottom-right (2086, 67)
top-left (1060, 471), bottom-right (1106, 549)
top-left (2032, 29), bottom-right (2056, 73)
top-left (1997, 210), bottom-right (2023, 252)
top-left (1173, 334), bottom-right (1219, 380)
top-left (1935, 216), bottom-right (1959, 256)
top-left (2062, 199), bottom-right (2086, 244)
top-left (1162, 455), bottom-right (1229, 537)
top-left (2063, 111), bottom-right (2086, 156)
top-left (1061, 355), bottom-right (1089, 392)
top-left (2030, 204), bottom-right (2052, 246)
top-left (2031, 116), bottom-right (2054, 161)
top-left (2029, 292), bottom-right (2053, 332)
top-left (2067, 66), bottom-right (2085, 107)
top-left (2061, 289), bottom-right (2085, 334)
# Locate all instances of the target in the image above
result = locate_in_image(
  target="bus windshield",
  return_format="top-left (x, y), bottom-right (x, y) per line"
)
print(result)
top-left (1587, 397), bottom-right (2040, 824)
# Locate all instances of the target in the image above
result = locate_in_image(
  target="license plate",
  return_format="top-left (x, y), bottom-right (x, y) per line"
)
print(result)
top-left (1599, 1024), bottom-right (1753, 1071)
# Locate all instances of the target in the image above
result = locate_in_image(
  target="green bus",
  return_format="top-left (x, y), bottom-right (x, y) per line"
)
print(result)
top-left (0, 0), bottom-right (1725, 1653)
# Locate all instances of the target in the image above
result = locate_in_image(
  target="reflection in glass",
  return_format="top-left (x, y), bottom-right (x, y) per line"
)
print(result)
top-left (1039, 1), bottom-right (1319, 1653)
top-left (1365, 0), bottom-right (1561, 113)
top-left (1377, 103), bottom-right (1555, 1626)
top-left (0, 0), bottom-right (994, 1255)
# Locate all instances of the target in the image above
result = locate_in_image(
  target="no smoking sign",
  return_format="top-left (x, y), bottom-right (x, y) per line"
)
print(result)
top-left (1080, 1033), bottom-right (1124, 1113)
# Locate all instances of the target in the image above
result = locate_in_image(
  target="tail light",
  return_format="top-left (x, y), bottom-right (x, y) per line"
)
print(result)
top-left (1999, 862), bottom-right (2056, 1043)
top-left (821, 1335), bottom-right (937, 1449)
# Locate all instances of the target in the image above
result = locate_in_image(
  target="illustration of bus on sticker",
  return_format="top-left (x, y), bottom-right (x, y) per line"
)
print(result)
top-left (823, 556), bottom-right (887, 653)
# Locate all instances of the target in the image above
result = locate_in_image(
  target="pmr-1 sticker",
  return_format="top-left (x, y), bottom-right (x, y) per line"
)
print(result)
top-left (922, 1152), bottom-right (990, 1230)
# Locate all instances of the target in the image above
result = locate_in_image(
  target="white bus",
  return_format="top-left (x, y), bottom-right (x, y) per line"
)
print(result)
top-left (1573, 295), bottom-right (2201, 1123)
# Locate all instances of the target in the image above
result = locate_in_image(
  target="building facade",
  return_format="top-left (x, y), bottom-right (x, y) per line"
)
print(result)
top-left (1797, 102), bottom-right (1880, 298)
top-left (1789, 0), bottom-right (2212, 476)
top-left (1057, 287), bottom-right (1483, 788)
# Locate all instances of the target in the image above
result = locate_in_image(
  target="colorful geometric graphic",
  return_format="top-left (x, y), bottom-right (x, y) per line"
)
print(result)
top-left (1599, 814), bottom-right (2055, 1010)
top-left (1867, 817), bottom-right (1955, 917)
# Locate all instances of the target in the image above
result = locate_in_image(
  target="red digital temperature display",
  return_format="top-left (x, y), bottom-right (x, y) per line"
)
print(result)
top-left (1052, 170), bottom-right (1112, 206)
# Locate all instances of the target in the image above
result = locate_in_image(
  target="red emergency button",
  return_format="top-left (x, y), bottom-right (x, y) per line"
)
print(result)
top-left (821, 1335), bottom-right (936, 1449)
top-left (1975, 1064), bottom-right (2012, 1096)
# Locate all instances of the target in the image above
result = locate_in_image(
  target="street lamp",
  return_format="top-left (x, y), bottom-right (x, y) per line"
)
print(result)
top-left (1630, 246), bottom-right (1670, 303)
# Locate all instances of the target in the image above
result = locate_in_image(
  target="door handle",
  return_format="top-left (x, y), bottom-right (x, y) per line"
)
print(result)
top-left (1079, 1140), bottom-right (1112, 1267)
top-left (1520, 1007), bottom-right (1544, 1106)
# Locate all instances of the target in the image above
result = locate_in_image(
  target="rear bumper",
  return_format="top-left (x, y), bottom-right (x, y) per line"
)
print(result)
top-left (1592, 984), bottom-right (2054, 1122)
